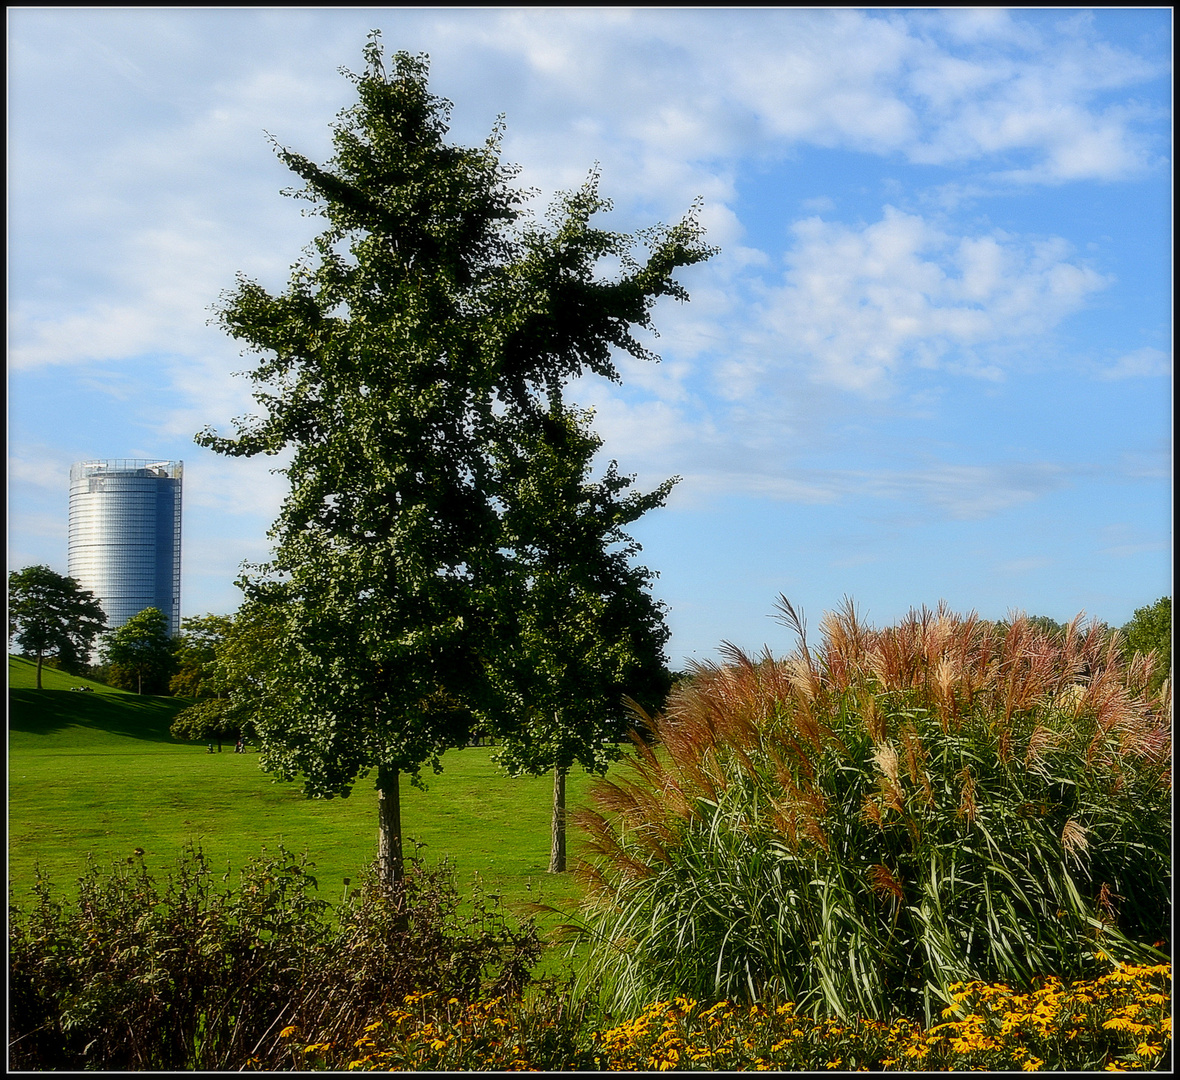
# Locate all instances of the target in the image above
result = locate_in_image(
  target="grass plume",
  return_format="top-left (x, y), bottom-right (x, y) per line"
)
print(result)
top-left (576, 601), bottom-right (1171, 1022)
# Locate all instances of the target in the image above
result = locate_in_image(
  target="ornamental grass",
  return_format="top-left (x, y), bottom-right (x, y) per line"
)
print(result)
top-left (572, 598), bottom-right (1170, 1022)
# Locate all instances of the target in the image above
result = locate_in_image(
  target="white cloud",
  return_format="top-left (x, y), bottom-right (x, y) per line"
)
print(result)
top-left (182, 451), bottom-right (290, 522)
top-left (395, 8), bottom-right (1166, 227)
top-left (7, 8), bottom-right (1159, 381)
top-left (7, 446), bottom-right (75, 494)
top-left (651, 458), bottom-right (1078, 522)
top-left (749, 207), bottom-right (1109, 392)
top-left (1095, 346), bottom-right (1171, 381)
top-left (1096, 522), bottom-right (1172, 560)
top-left (928, 8), bottom-right (1040, 48)
top-left (6, 511), bottom-right (66, 545)
top-left (800, 195), bottom-right (836, 214)
top-left (880, 462), bottom-right (1073, 520)
top-left (1100, 540), bottom-right (1171, 560)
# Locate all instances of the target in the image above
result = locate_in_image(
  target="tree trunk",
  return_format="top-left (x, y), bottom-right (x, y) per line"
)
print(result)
top-left (35, 650), bottom-right (44, 690)
top-left (549, 765), bottom-right (567, 873)
top-left (377, 764), bottom-right (404, 887)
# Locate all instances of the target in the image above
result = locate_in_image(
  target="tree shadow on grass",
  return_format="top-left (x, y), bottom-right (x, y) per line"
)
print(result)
top-left (8, 689), bottom-right (191, 744)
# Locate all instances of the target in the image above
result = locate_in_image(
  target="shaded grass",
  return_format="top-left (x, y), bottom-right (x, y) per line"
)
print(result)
top-left (8, 657), bottom-right (608, 969)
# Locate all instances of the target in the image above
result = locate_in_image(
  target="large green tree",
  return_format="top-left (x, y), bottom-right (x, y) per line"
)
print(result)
top-left (8, 565), bottom-right (108, 689)
top-left (491, 404), bottom-right (674, 872)
top-left (1122, 596), bottom-right (1171, 695)
top-left (197, 33), bottom-right (712, 886)
top-left (101, 607), bottom-right (176, 695)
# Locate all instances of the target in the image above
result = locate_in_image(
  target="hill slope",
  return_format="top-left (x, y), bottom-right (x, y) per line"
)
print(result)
top-left (9, 656), bottom-right (190, 750)
top-left (9, 654), bottom-right (129, 692)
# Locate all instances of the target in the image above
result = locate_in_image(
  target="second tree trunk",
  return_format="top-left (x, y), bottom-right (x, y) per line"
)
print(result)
top-left (549, 765), bottom-right (567, 873)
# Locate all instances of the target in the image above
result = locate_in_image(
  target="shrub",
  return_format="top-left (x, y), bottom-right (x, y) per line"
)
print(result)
top-left (8, 843), bottom-right (327, 1070)
top-left (573, 598), bottom-right (1171, 1022)
top-left (8, 842), bottom-right (540, 1070)
top-left (276, 853), bottom-right (542, 1063)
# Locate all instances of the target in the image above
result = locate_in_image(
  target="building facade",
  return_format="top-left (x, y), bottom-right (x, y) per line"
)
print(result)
top-left (68, 459), bottom-right (183, 638)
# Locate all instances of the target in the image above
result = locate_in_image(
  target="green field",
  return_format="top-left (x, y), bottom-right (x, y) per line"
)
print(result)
top-left (8, 655), bottom-right (610, 942)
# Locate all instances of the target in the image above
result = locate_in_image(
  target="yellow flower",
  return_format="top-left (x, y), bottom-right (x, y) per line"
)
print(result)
top-left (1135, 1043), bottom-right (1163, 1058)
top-left (279, 1025), bottom-right (298, 1038)
top-left (1021, 1056), bottom-right (1044, 1071)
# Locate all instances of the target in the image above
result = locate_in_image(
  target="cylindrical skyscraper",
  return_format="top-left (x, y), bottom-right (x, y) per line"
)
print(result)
top-left (68, 459), bottom-right (183, 637)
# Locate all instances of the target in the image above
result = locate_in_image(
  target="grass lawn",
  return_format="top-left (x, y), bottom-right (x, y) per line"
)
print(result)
top-left (8, 656), bottom-right (614, 967)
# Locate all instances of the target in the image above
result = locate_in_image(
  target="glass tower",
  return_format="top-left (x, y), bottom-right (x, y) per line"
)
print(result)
top-left (68, 459), bottom-right (183, 637)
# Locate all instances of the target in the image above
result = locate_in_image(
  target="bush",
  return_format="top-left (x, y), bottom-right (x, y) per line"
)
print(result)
top-left (573, 599), bottom-right (1171, 1023)
top-left (8, 842), bottom-right (541, 1070)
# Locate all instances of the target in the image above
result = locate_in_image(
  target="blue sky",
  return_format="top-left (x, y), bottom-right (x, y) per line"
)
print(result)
top-left (8, 8), bottom-right (1172, 666)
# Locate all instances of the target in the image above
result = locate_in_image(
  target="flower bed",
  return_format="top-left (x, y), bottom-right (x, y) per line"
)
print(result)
top-left (287, 959), bottom-right (1171, 1071)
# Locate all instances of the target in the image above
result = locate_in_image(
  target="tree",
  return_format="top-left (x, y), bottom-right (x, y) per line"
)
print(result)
top-left (196, 33), bottom-right (712, 886)
top-left (1122, 596), bottom-right (1171, 695)
top-left (169, 608), bottom-right (279, 748)
top-left (169, 613), bottom-right (254, 750)
top-left (1026, 614), bottom-right (1065, 637)
top-left (169, 613), bottom-right (235, 698)
top-left (8, 565), bottom-right (107, 689)
top-left (101, 607), bottom-right (176, 695)
top-left (490, 404), bottom-right (674, 871)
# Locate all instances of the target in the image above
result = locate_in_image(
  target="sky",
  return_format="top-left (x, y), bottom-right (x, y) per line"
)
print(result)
top-left (7, 7), bottom-right (1172, 667)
